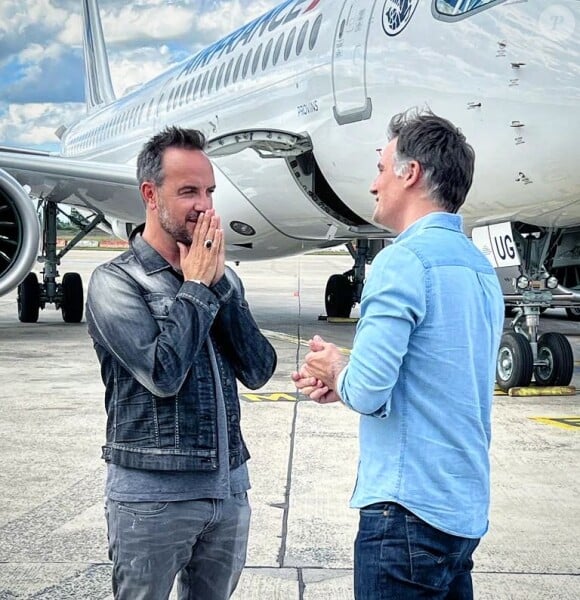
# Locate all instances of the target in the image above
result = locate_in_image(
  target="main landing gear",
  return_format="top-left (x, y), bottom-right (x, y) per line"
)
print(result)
top-left (17, 200), bottom-right (104, 323)
top-left (324, 239), bottom-right (387, 318)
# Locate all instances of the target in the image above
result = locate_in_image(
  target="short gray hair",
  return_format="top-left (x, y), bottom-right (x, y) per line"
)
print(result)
top-left (136, 126), bottom-right (207, 187)
top-left (387, 108), bottom-right (475, 213)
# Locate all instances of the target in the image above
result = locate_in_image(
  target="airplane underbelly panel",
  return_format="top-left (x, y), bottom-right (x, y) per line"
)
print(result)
top-left (214, 150), bottom-right (356, 241)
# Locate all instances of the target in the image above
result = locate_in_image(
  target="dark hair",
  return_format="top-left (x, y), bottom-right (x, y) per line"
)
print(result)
top-left (387, 108), bottom-right (475, 213)
top-left (136, 126), bottom-right (207, 186)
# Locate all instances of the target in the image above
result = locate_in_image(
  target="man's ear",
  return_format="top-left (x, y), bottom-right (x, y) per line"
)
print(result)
top-left (403, 161), bottom-right (421, 188)
top-left (141, 181), bottom-right (157, 210)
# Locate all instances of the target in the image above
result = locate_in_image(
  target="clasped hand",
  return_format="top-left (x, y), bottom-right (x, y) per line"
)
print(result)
top-left (177, 209), bottom-right (225, 286)
top-left (291, 335), bottom-right (343, 404)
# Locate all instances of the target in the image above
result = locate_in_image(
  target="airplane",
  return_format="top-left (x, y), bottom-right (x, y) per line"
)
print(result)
top-left (0, 0), bottom-right (579, 392)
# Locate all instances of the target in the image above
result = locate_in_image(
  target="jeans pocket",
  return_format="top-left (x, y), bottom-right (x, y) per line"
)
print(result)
top-left (117, 501), bottom-right (170, 516)
top-left (405, 514), bottom-right (462, 588)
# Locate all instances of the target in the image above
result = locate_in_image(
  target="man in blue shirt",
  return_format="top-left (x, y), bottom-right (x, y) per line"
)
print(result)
top-left (292, 109), bottom-right (504, 599)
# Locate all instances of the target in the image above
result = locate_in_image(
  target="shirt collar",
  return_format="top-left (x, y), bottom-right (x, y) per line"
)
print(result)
top-left (395, 212), bottom-right (463, 244)
top-left (130, 232), bottom-right (174, 275)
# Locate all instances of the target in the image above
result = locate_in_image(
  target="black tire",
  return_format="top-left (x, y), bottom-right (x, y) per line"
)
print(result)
top-left (565, 307), bottom-right (580, 321)
top-left (534, 332), bottom-right (574, 386)
top-left (496, 331), bottom-right (533, 391)
top-left (17, 272), bottom-right (40, 323)
top-left (61, 272), bottom-right (84, 323)
top-left (325, 274), bottom-right (353, 318)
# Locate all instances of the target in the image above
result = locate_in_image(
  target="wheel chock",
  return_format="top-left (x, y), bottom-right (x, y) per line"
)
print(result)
top-left (508, 386), bottom-right (576, 397)
top-left (494, 385), bottom-right (577, 396)
top-left (318, 315), bottom-right (359, 323)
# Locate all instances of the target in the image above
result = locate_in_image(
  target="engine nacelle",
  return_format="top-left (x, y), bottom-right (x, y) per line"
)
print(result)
top-left (110, 218), bottom-right (137, 241)
top-left (0, 169), bottom-right (41, 296)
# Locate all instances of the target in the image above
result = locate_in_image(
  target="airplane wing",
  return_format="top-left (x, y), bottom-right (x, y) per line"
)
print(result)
top-left (0, 147), bottom-right (142, 223)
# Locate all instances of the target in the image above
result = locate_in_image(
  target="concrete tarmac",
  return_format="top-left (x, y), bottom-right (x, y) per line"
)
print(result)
top-left (0, 250), bottom-right (578, 599)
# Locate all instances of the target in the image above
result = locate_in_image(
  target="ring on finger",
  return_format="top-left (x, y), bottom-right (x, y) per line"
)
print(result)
top-left (204, 239), bottom-right (213, 249)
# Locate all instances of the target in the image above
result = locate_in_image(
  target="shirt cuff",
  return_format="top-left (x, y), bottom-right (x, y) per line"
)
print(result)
top-left (335, 365), bottom-right (348, 405)
top-left (209, 274), bottom-right (233, 305)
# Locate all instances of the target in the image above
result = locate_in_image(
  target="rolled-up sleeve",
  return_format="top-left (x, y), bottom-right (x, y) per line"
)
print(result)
top-left (337, 245), bottom-right (426, 417)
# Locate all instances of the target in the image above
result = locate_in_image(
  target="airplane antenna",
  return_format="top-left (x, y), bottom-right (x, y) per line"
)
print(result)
top-left (82, 0), bottom-right (116, 111)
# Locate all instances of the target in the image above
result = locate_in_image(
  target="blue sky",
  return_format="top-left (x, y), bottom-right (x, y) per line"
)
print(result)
top-left (0, 0), bottom-right (280, 150)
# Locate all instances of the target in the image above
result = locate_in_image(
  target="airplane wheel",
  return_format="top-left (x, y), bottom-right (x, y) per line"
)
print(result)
top-left (325, 274), bottom-right (353, 318)
top-left (61, 272), bottom-right (84, 323)
top-left (496, 332), bottom-right (533, 391)
top-left (565, 307), bottom-right (580, 321)
top-left (17, 272), bottom-right (40, 323)
top-left (534, 332), bottom-right (574, 386)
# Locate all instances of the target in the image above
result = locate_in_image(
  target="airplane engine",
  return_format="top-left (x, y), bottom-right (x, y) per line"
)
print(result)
top-left (0, 169), bottom-right (40, 296)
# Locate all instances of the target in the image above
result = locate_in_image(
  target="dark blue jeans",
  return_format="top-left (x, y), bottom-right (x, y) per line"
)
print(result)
top-left (354, 502), bottom-right (480, 600)
top-left (105, 493), bottom-right (250, 600)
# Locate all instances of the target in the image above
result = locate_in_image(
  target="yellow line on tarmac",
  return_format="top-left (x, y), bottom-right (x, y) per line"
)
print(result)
top-left (261, 329), bottom-right (351, 355)
top-left (530, 416), bottom-right (580, 430)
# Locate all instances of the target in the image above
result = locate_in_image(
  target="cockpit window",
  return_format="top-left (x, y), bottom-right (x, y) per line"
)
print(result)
top-left (434, 0), bottom-right (507, 20)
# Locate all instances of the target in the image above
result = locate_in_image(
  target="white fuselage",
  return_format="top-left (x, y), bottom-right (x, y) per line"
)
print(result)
top-left (59, 0), bottom-right (580, 260)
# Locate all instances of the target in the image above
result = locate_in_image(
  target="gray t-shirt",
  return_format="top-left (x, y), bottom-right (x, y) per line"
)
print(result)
top-left (106, 340), bottom-right (250, 501)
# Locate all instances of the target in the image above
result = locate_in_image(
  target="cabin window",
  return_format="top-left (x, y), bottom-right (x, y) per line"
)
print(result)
top-left (434, 0), bottom-right (507, 19)
top-left (273, 33), bottom-right (284, 66)
top-left (216, 63), bottom-right (225, 90)
top-left (262, 38), bottom-right (273, 70)
top-left (309, 15), bottom-right (322, 50)
top-left (225, 58), bottom-right (234, 86)
top-left (193, 76), bottom-right (202, 99)
top-left (200, 71), bottom-right (209, 97)
top-left (296, 21), bottom-right (308, 56)
top-left (186, 77), bottom-right (196, 102)
top-left (242, 48), bottom-right (253, 79)
top-left (179, 83), bottom-right (188, 106)
top-left (284, 27), bottom-right (296, 61)
top-left (252, 44), bottom-right (262, 75)
top-left (147, 98), bottom-right (155, 120)
top-left (167, 88), bottom-right (175, 111)
top-left (208, 67), bottom-right (217, 94)
top-left (233, 53), bottom-right (243, 82)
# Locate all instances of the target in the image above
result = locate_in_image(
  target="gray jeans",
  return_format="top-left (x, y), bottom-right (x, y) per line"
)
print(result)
top-left (105, 493), bottom-right (251, 600)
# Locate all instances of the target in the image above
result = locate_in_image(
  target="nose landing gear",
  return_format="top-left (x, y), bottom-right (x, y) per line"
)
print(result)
top-left (496, 305), bottom-right (574, 391)
top-left (323, 239), bottom-right (387, 319)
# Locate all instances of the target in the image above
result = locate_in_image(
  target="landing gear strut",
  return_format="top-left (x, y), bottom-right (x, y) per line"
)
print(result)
top-left (17, 200), bottom-right (105, 323)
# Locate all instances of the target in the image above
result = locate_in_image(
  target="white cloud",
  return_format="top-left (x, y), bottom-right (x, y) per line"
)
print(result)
top-left (0, 0), bottom-right (281, 147)
top-left (0, 102), bottom-right (85, 147)
top-left (109, 49), bottom-right (174, 97)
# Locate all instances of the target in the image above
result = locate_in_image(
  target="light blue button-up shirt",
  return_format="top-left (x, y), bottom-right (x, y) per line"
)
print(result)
top-left (337, 212), bottom-right (504, 538)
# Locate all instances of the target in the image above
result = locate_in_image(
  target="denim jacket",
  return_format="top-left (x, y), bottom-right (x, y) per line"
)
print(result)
top-left (86, 233), bottom-right (277, 472)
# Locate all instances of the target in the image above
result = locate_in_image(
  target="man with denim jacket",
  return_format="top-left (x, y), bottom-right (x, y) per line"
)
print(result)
top-left (292, 110), bottom-right (504, 599)
top-left (86, 127), bottom-right (276, 600)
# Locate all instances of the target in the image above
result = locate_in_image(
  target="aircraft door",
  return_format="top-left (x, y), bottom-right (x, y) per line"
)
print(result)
top-left (331, 0), bottom-right (376, 125)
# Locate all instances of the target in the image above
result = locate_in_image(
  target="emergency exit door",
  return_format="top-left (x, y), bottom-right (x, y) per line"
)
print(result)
top-left (332, 0), bottom-right (376, 125)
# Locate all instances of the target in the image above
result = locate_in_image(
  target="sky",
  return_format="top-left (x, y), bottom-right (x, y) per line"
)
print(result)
top-left (0, 0), bottom-right (281, 151)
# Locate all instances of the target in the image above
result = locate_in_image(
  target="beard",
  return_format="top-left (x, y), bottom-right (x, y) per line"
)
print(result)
top-left (157, 200), bottom-right (194, 245)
